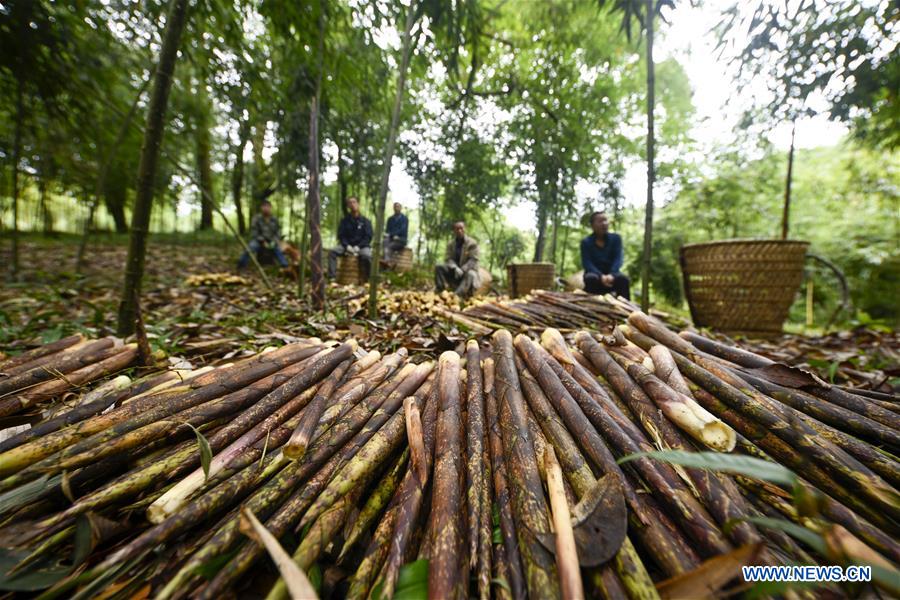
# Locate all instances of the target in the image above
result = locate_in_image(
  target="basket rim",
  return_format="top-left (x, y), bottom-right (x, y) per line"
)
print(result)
top-left (682, 238), bottom-right (810, 251)
top-left (507, 262), bottom-right (556, 268)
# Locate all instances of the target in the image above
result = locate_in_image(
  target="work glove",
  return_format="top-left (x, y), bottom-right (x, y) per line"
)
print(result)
top-left (453, 265), bottom-right (464, 279)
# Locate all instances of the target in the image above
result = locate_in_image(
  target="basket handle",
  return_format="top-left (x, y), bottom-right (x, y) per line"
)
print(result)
top-left (805, 252), bottom-right (851, 329)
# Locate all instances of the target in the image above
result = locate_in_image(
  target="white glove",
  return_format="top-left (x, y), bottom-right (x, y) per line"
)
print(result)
top-left (453, 265), bottom-right (464, 279)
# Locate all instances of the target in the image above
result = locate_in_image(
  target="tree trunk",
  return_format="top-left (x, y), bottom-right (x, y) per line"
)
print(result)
top-left (297, 201), bottom-right (309, 297)
top-left (781, 120), bottom-right (796, 240)
top-left (10, 77), bottom-right (24, 281)
top-left (39, 178), bottom-right (53, 234)
top-left (231, 119), bottom-right (249, 235)
top-left (639, 0), bottom-right (655, 313)
top-left (104, 171), bottom-right (129, 234)
top-left (116, 0), bottom-right (190, 335)
top-left (196, 96), bottom-right (215, 231)
top-left (251, 124), bottom-right (266, 215)
top-left (307, 7), bottom-right (326, 309)
top-left (367, 4), bottom-right (419, 318)
top-left (336, 143), bottom-right (348, 213)
top-left (533, 189), bottom-right (548, 262)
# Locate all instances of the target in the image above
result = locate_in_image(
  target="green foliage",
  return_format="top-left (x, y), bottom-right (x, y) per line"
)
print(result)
top-left (719, 0), bottom-right (899, 148)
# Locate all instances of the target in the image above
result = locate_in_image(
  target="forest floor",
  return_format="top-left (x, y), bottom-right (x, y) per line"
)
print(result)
top-left (1, 234), bottom-right (898, 391)
top-left (0, 234), bottom-right (473, 363)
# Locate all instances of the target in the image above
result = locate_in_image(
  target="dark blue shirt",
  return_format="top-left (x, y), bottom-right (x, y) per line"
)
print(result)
top-left (338, 214), bottom-right (373, 248)
top-left (581, 232), bottom-right (623, 275)
top-left (386, 213), bottom-right (408, 243)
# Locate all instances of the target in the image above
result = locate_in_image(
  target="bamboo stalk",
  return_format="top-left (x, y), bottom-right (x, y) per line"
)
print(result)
top-left (464, 340), bottom-right (491, 600)
top-left (284, 357), bottom-right (353, 460)
top-left (427, 351), bottom-right (467, 600)
top-left (0, 334), bottom-right (84, 373)
top-left (0, 337), bottom-right (116, 397)
top-left (195, 364), bottom-right (434, 599)
top-left (484, 357), bottom-right (527, 600)
top-left (339, 448), bottom-right (409, 560)
top-left (492, 329), bottom-right (560, 598)
top-left (0, 342), bottom-right (322, 477)
top-left (542, 445), bottom-right (584, 600)
top-left (379, 384), bottom-right (441, 598)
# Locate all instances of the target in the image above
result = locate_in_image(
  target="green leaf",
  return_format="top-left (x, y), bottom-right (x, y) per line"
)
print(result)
top-left (827, 361), bottom-right (840, 383)
top-left (744, 574), bottom-right (826, 599)
top-left (727, 516), bottom-right (827, 555)
top-left (72, 515), bottom-right (94, 567)
top-left (193, 550), bottom-right (239, 580)
top-left (371, 559), bottom-right (428, 600)
top-left (183, 422), bottom-right (212, 479)
top-left (0, 474), bottom-right (61, 515)
top-left (0, 548), bottom-right (72, 591)
top-left (393, 559), bottom-right (428, 600)
top-left (307, 563), bottom-right (322, 593)
top-left (492, 576), bottom-right (512, 593)
top-left (617, 450), bottom-right (797, 486)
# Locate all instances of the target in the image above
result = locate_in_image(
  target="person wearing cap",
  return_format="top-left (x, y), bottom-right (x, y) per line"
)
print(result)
top-left (238, 199), bottom-right (289, 269)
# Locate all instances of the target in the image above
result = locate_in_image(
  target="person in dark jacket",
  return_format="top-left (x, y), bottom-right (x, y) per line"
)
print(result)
top-left (580, 211), bottom-right (630, 299)
top-left (328, 196), bottom-right (373, 279)
top-left (238, 200), bottom-right (289, 269)
top-left (383, 202), bottom-right (408, 264)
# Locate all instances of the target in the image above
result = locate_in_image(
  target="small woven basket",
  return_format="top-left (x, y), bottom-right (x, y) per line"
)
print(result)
top-left (336, 255), bottom-right (363, 286)
top-left (680, 239), bottom-right (809, 335)
top-left (393, 248), bottom-right (414, 273)
top-left (507, 262), bottom-right (556, 297)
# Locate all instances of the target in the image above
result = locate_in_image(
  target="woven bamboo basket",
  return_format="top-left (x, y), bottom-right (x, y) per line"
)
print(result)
top-left (393, 248), bottom-right (414, 273)
top-left (680, 239), bottom-right (809, 335)
top-left (336, 255), bottom-right (363, 286)
top-left (507, 262), bottom-right (556, 297)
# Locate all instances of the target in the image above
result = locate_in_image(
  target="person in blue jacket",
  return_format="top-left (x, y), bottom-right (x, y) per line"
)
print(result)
top-left (383, 202), bottom-right (408, 264)
top-left (580, 211), bottom-right (630, 299)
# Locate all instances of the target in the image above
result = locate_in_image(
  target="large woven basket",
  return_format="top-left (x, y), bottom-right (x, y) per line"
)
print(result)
top-left (507, 262), bottom-right (555, 297)
top-left (680, 239), bottom-right (809, 335)
top-left (336, 255), bottom-right (363, 286)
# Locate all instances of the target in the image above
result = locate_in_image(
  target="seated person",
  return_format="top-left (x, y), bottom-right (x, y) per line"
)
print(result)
top-left (383, 202), bottom-right (408, 264)
top-left (435, 221), bottom-right (481, 298)
top-left (328, 196), bottom-right (373, 279)
top-left (580, 211), bottom-right (630, 299)
top-left (238, 199), bottom-right (289, 269)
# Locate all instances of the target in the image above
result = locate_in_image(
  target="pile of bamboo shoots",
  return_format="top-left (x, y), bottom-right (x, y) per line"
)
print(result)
top-left (0, 315), bottom-right (895, 599)
top-left (452, 290), bottom-right (687, 335)
top-left (347, 289), bottom-right (471, 319)
top-left (0, 335), bottom-right (139, 424)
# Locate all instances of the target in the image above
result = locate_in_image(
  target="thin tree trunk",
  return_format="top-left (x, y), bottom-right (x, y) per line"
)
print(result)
top-left (39, 178), bottom-right (53, 234)
top-left (196, 92), bottom-right (214, 230)
top-left (297, 202), bottom-right (309, 297)
top-left (781, 120), bottom-right (796, 240)
top-left (640, 0), bottom-right (655, 312)
top-left (231, 119), bottom-right (250, 235)
top-left (533, 189), bottom-right (548, 262)
top-left (116, 0), bottom-right (190, 335)
top-left (251, 124), bottom-right (266, 215)
top-left (307, 7), bottom-right (326, 310)
top-left (10, 78), bottom-right (24, 281)
top-left (367, 4), bottom-right (419, 318)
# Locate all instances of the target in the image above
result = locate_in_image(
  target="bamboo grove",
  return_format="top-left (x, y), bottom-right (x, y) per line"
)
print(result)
top-left (0, 298), bottom-right (896, 598)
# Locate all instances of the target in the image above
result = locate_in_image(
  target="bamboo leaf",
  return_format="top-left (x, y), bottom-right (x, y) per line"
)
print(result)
top-left (727, 516), bottom-right (827, 555)
top-left (744, 575), bottom-right (825, 599)
top-left (617, 450), bottom-right (797, 486)
top-left (72, 515), bottom-right (94, 567)
top-left (0, 548), bottom-right (72, 591)
top-left (0, 474), bottom-right (61, 515)
top-left (183, 422), bottom-right (212, 479)
top-left (656, 543), bottom-right (762, 599)
top-left (392, 559), bottom-right (428, 600)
